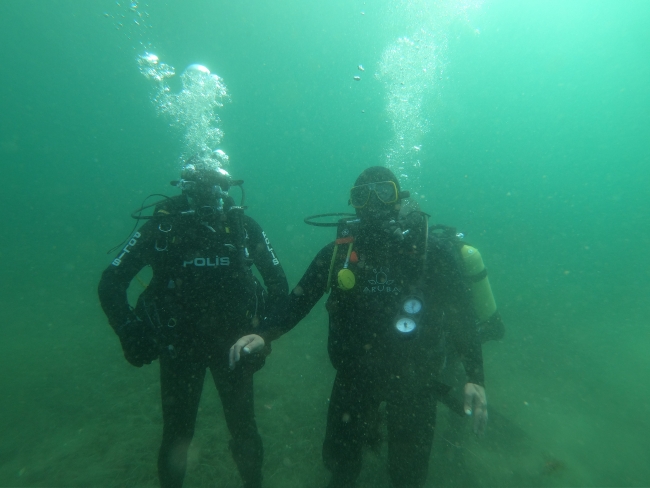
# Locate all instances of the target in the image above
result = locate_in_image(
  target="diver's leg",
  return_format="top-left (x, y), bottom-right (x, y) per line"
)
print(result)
top-left (386, 383), bottom-right (437, 488)
top-left (158, 350), bottom-right (206, 488)
top-left (211, 361), bottom-right (263, 488)
top-left (323, 371), bottom-right (377, 487)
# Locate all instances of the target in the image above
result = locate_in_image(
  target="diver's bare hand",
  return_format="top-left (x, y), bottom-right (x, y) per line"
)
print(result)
top-left (229, 334), bottom-right (265, 369)
top-left (464, 383), bottom-right (488, 436)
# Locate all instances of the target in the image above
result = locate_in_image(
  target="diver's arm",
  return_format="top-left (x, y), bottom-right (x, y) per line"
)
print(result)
top-left (453, 315), bottom-right (487, 435)
top-left (258, 242), bottom-right (333, 343)
top-left (454, 278), bottom-right (488, 435)
top-left (97, 222), bottom-right (153, 330)
top-left (428, 238), bottom-right (487, 434)
top-left (245, 216), bottom-right (289, 301)
top-left (477, 310), bottom-right (505, 343)
top-left (458, 337), bottom-right (485, 386)
top-left (99, 220), bottom-right (161, 367)
top-left (449, 285), bottom-right (486, 387)
top-left (429, 238), bottom-right (486, 386)
top-left (230, 243), bottom-right (333, 368)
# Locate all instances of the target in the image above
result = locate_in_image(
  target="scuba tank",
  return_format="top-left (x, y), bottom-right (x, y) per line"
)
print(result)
top-left (424, 225), bottom-right (504, 342)
top-left (460, 245), bottom-right (497, 322)
top-left (459, 243), bottom-right (504, 342)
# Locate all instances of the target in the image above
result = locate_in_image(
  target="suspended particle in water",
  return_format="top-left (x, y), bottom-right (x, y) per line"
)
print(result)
top-left (358, 65), bottom-right (364, 71)
top-left (353, 76), bottom-right (361, 81)
top-left (413, 145), bottom-right (421, 151)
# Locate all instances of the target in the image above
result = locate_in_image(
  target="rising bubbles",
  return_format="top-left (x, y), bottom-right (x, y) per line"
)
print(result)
top-left (138, 53), bottom-right (230, 167)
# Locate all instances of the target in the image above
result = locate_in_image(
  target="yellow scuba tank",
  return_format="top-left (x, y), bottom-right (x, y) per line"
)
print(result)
top-left (460, 245), bottom-right (497, 322)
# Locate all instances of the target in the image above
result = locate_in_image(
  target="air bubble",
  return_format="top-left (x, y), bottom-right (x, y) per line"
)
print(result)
top-left (378, 0), bottom-right (483, 192)
top-left (139, 53), bottom-right (230, 167)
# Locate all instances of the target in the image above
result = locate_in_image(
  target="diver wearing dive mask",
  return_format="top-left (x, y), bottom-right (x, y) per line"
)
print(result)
top-left (231, 166), bottom-right (499, 488)
top-left (350, 180), bottom-right (400, 207)
top-left (173, 158), bottom-right (239, 217)
top-left (99, 151), bottom-right (288, 488)
top-left (349, 166), bottom-right (410, 226)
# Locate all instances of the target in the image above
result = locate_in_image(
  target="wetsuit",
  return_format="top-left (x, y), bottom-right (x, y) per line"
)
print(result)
top-left (260, 225), bottom-right (484, 488)
top-left (98, 195), bottom-right (288, 488)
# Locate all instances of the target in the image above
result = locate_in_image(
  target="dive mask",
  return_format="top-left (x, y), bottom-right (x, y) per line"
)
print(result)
top-left (350, 181), bottom-right (399, 208)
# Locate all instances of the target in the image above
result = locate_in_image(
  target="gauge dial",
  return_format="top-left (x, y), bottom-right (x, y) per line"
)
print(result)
top-left (395, 317), bottom-right (417, 333)
top-left (403, 298), bottom-right (422, 315)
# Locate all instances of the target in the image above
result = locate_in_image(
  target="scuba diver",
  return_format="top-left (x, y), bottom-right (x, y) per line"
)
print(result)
top-left (230, 166), bottom-right (504, 488)
top-left (98, 153), bottom-right (288, 488)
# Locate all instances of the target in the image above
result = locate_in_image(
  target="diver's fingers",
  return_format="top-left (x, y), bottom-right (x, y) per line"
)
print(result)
top-left (245, 335), bottom-right (265, 354)
top-left (228, 344), bottom-right (240, 370)
top-left (473, 403), bottom-right (488, 436)
top-left (229, 337), bottom-right (251, 369)
top-left (464, 383), bottom-right (475, 416)
top-left (464, 383), bottom-right (487, 413)
top-left (473, 386), bottom-right (487, 410)
top-left (229, 335), bottom-right (265, 369)
top-left (466, 383), bottom-right (488, 436)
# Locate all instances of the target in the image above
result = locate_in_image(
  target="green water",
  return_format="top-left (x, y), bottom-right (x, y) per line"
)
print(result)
top-left (1, 0), bottom-right (649, 486)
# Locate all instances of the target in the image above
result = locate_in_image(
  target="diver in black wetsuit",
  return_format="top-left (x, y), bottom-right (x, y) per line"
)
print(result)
top-left (98, 155), bottom-right (288, 488)
top-left (230, 166), bottom-right (500, 488)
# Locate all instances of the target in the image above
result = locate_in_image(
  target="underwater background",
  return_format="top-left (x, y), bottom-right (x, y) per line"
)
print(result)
top-left (1, 0), bottom-right (649, 486)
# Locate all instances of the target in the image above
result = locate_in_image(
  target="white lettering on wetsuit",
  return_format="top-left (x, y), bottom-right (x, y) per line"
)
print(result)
top-left (363, 285), bottom-right (401, 293)
top-left (182, 257), bottom-right (231, 267)
top-left (262, 231), bottom-right (280, 266)
top-left (362, 267), bottom-right (400, 294)
top-left (112, 232), bottom-right (142, 267)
